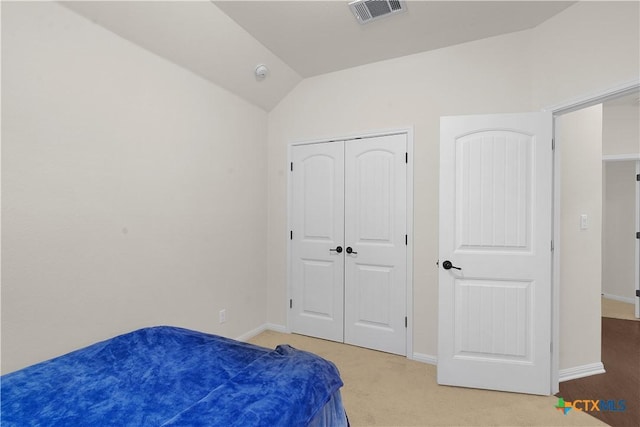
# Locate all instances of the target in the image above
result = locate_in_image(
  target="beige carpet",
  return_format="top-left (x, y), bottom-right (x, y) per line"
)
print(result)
top-left (249, 331), bottom-right (604, 426)
top-left (601, 296), bottom-right (638, 321)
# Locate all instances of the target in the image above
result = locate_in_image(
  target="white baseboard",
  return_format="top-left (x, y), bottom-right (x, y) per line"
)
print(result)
top-left (602, 293), bottom-right (635, 304)
top-left (265, 323), bottom-right (287, 333)
top-left (559, 362), bottom-right (606, 382)
top-left (413, 352), bottom-right (437, 365)
top-left (235, 324), bottom-right (268, 342)
top-left (235, 323), bottom-right (288, 342)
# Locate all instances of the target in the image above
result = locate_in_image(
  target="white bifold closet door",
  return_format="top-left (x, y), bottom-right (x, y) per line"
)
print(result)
top-left (290, 134), bottom-right (407, 355)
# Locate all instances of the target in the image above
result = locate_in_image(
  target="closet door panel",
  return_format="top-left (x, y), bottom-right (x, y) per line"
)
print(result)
top-left (290, 142), bottom-right (345, 342)
top-left (344, 134), bottom-right (407, 355)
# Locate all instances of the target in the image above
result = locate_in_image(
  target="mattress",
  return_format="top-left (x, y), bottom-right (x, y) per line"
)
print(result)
top-left (1, 326), bottom-right (348, 426)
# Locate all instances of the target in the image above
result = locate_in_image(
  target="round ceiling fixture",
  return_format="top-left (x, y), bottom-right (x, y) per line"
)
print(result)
top-left (255, 64), bottom-right (269, 81)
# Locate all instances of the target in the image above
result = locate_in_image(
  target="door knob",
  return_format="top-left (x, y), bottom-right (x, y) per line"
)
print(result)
top-left (330, 246), bottom-right (343, 253)
top-left (346, 246), bottom-right (358, 254)
top-left (442, 260), bottom-right (461, 270)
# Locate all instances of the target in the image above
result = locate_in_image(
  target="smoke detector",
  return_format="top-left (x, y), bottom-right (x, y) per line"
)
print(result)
top-left (349, 0), bottom-right (406, 24)
top-left (255, 64), bottom-right (269, 81)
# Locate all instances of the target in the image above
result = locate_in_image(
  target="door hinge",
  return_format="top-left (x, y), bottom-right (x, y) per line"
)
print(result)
top-left (290, 162), bottom-right (293, 172)
top-left (637, 173), bottom-right (639, 181)
top-left (290, 299), bottom-right (293, 309)
top-left (636, 232), bottom-right (639, 239)
top-left (551, 240), bottom-right (554, 252)
top-left (290, 230), bottom-right (293, 240)
top-left (550, 342), bottom-right (553, 353)
top-left (405, 316), bottom-right (407, 328)
top-left (552, 139), bottom-right (555, 150)
top-left (636, 290), bottom-right (640, 298)
top-left (405, 152), bottom-right (408, 164)
top-left (405, 234), bottom-right (408, 245)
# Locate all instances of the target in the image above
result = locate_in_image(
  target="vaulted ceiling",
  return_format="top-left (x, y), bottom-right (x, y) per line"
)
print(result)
top-left (62, 1), bottom-right (575, 111)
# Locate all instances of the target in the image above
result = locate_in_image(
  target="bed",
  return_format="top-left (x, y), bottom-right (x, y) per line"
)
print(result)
top-left (1, 326), bottom-right (348, 426)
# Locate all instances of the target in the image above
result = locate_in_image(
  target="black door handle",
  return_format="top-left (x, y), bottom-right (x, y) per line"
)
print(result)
top-left (442, 260), bottom-right (461, 270)
top-left (330, 246), bottom-right (343, 253)
top-left (346, 246), bottom-right (358, 254)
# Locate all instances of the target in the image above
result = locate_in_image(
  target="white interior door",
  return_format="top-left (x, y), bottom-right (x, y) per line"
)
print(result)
top-left (290, 142), bottom-right (344, 342)
top-left (290, 134), bottom-right (408, 354)
top-left (344, 135), bottom-right (407, 355)
top-left (438, 112), bottom-right (553, 395)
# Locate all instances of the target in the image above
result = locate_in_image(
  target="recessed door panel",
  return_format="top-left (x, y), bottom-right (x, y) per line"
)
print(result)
top-left (302, 155), bottom-right (337, 241)
top-left (456, 132), bottom-right (533, 252)
top-left (454, 279), bottom-right (532, 360)
top-left (353, 264), bottom-right (393, 330)
top-left (300, 259), bottom-right (336, 319)
top-left (355, 151), bottom-right (394, 243)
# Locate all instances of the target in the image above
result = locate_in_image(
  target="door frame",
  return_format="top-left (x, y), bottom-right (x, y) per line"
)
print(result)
top-left (286, 127), bottom-right (415, 358)
top-left (544, 78), bottom-right (640, 393)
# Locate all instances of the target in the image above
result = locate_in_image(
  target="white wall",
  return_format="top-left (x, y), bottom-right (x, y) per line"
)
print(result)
top-left (1, 2), bottom-right (268, 373)
top-left (602, 101), bottom-right (639, 302)
top-left (602, 161), bottom-right (637, 301)
top-left (603, 102), bottom-right (640, 156)
top-left (531, 1), bottom-right (640, 110)
top-left (267, 0), bottom-right (639, 371)
top-left (556, 105), bottom-right (603, 370)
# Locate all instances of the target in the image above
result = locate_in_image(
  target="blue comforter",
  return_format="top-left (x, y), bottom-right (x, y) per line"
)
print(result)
top-left (1, 326), bottom-right (345, 426)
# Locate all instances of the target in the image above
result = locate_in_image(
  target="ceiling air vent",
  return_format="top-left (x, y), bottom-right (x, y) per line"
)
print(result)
top-left (349, 0), bottom-right (406, 24)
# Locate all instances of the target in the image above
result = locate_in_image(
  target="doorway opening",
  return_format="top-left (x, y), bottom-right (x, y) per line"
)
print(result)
top-left (550, 82), bottom-right (639, 395)
top-left (556, 98), bottom-right (640, 424)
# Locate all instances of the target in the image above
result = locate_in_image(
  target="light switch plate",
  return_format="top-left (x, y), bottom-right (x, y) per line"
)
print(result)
top-left (580, 214), bottom-right (588, 230)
